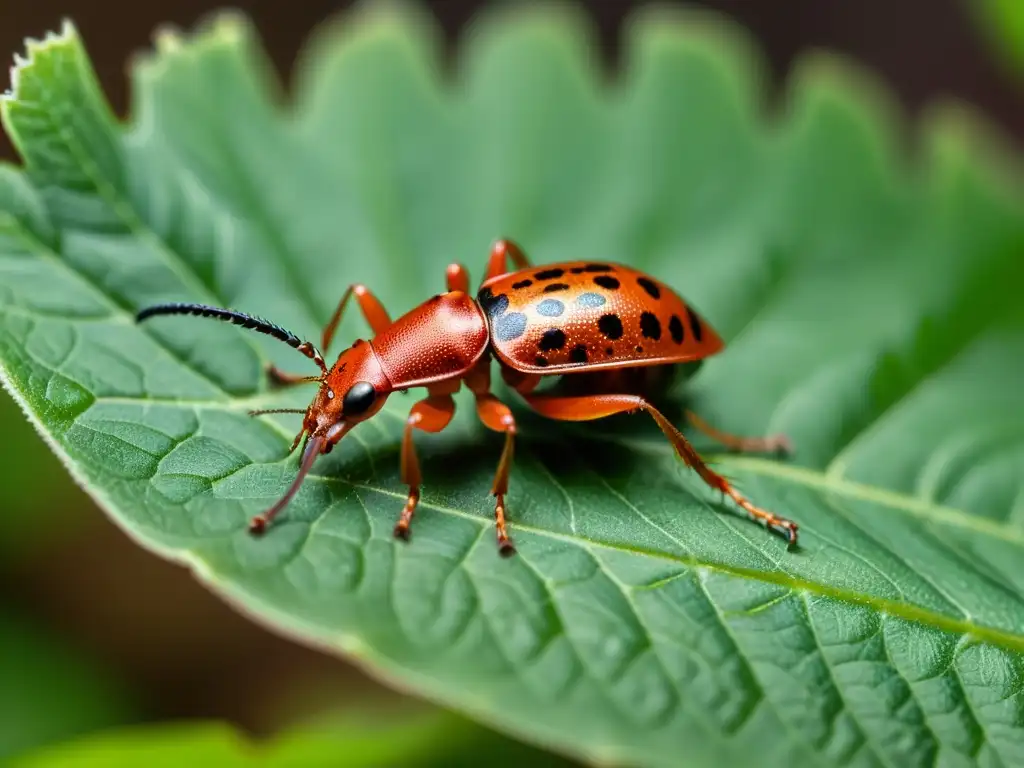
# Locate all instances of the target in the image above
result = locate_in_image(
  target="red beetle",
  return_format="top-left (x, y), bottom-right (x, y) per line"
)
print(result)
top-left (137, 240), bottom-right (797, 555)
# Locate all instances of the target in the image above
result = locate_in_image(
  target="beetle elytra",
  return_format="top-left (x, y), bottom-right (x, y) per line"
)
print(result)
top-left (136, 239), bottom-right (797, 555)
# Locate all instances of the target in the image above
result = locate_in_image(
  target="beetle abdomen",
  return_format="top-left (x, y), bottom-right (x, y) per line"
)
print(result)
top-left (478, 261), bottom-right (723, 375)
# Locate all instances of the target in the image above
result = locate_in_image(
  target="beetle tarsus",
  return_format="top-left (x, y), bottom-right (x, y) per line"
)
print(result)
top-left (249, 515), bottom-right (268, 535)
top-left (767, 434), bottom-right (795, 458)
top-left (493, 494), bottom-right (517, 556)
top-left (769, 519), bottom-right (799, 548)
top-left (393, 486), bottom-right (420, 543)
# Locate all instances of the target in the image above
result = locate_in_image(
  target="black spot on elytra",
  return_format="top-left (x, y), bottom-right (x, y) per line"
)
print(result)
top-left (598, 313), bottom-right (623, 340)
top-left (569, 344), bottom-right (588, 363)
top-left (535, 355), bottom-right (549, 367)
top-left (640, 311), bottom-right (661, 340)
top-left (536, 298), bottom-right (565, 317)
top-left (570, 264), bottom-right (614, 274)
top-left (669, 314), bottom-right (684, 344)
top-left (534, 268), bottom-right (565, 280)
top-left (478, 288), bottom-right (508, 317)
top-left (687, 307), bottom-right (704, 342)
top-left (538, 328), bottom-right (566, 351)
top-left (543, 283), bottom-right (570, 293)
top-left (605, 347), bottom-right (614, 356)
top-left (494, 312), bottom-right (527, 341)
top-left (511, 279), bottom-right (532, 290)
top-left (637, 277), bottom-right (661, 300)
top-left (635, 345), bottom-right (644, 353)
top-left (577, 292), bottom-right (606, 308)
top-left (593, 275), bottom-right (620, 290)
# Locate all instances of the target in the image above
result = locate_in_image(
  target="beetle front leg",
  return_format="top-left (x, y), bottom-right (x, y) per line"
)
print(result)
top-left (266, 284), bottom-right (393, 387)
top-left (320, 283), bottom-right (392, 352)
top-left (446, 263), bottom-right (470, 293)
top-left (393, 393), bottom-right (456, 541)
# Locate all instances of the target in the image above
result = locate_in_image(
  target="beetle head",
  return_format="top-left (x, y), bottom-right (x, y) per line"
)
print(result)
top-left (132, 302), bottom-right (395, 535)
top-left (309, 339), bottom-right (392, 447)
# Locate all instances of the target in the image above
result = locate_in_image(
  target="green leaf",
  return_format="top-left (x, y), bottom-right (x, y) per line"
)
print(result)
top-left (1, 5), bottom-right (1023, 766)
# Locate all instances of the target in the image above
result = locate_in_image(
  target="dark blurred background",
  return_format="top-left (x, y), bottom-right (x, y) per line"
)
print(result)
top-left (0, 0), bottom-right (1020, 761)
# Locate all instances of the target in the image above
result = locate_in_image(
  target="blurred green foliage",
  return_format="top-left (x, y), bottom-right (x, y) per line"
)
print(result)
top-left (12, 711), bottom-right (576, 767)
top-left (0, 395), bottom-right (82, 556)
top-left (0, 611), bottom-right (134, 762)
top-left (971, 0), bottom-right (1024, 74)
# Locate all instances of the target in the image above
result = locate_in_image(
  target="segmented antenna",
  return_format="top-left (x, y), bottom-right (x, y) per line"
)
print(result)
top-left (136, 302), bottom-right (326, 372)
top-left (247, 408), bottom-right (306, 417)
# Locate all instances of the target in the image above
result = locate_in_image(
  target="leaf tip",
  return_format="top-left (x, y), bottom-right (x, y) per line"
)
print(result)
top-left (208, 9), bottom-right (251, 44)
top-left (153, 26), bottom-right (185, 55)
top-left (59, 17), bottom-right (80, 41)
top-left (920, 98), bottom-right (1024, 192)
top-left (3, 17), bottom-right (83, 103)
top-left (134, 10), bottom-right (258, 80)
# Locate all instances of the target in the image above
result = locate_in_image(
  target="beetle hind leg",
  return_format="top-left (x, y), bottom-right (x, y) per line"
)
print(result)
top-left (521, 392), bottom-right (799, 547)
top-left (685, 410), bottom-right (793, 457)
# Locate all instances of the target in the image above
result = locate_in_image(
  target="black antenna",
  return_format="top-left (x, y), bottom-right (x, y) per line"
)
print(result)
top-left (247, 408), bottom-right (306, 417)
top-left (136, 303), bottom-right (326, 373)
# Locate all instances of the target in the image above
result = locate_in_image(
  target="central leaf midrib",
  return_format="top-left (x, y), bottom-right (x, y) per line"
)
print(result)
top-left (84, 391), bottom-right (1024, 548)
top-left (72, 391), bottom-right (1024, 653)
top-left (324, 477), bottom-right (1024, 656)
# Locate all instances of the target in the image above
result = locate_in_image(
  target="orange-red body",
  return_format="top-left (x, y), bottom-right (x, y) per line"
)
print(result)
top-left (137, 240), bottom-right (796, 555)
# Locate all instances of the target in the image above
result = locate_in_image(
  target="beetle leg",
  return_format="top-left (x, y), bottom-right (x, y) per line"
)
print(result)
top-left (465, 360), bottom-right (519, 555)
top-left (483, 238), bottom-right (531, 282)
top-left (501, 364), bottom-right (542, 394)
top-left (521, 393), bottom-right (799, 547)
top-left (266, 368), bottom-right (322, 388)
top-left (685, 410), bottom-right (793, 456)
top-left (446, 263), bottom-right (470, 293)
top-left (393, 393), bottom-right (457, 542)
top-left (266, 284), bottom-right (393, 386)
top-left (473, 393), bottom-right (518, 556)
top-left (320, 284), bottom-right (392, 352)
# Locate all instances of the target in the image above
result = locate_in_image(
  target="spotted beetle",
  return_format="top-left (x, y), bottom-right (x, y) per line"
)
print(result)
top-left (136, 239), bottom-right (797, 555)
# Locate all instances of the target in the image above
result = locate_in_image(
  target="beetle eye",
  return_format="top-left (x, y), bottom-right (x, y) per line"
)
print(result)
top-left (342, 381), bottom-right (376, 416)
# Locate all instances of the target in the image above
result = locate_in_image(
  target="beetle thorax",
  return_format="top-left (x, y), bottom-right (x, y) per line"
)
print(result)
top-left (369, 292), bottom-right (489, 389)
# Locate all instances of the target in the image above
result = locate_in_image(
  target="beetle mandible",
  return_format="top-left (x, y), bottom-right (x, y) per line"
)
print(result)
top-left (136, 239), bottom-right (798, 555)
